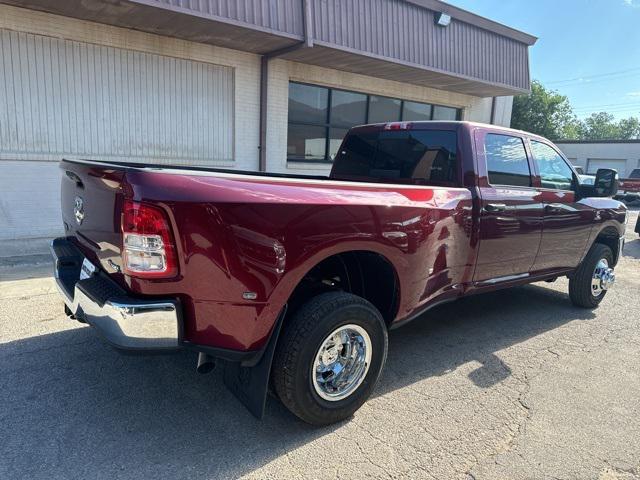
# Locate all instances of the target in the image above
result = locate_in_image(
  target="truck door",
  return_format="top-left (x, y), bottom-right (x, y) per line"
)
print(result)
top-left (528, 140), bottom-right (594, 271)
top-left (473, 131), bottom-right (544, 283)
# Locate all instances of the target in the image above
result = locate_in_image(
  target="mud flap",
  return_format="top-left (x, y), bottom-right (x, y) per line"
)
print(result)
top-left (223, 306), bottom-right (287, 419)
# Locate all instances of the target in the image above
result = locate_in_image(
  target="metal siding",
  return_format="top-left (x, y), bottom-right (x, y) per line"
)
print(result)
top-left (309, 0), bottom-right (530, 91)
top-left (0, 28), bottom-right (234, 165)
top-left (152, 0), bottom-right (304, 36)
top-left (0, 0), bottom-right (532, 94)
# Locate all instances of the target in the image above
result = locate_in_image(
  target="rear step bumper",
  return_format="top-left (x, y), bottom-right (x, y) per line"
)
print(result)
top-left (50, 237), bottom-right (181, 353)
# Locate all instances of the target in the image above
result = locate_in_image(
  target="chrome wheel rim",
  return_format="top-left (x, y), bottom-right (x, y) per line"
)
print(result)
top-left (591, 258), bottom-right (614, 297)
top-left (312, 324), bottom-right (372, 402)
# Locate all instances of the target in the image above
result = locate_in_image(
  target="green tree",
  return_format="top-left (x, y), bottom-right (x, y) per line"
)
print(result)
top-left (560, 116), bottom-right (584, 140)
top-left (580, 113), bottom-right (640, 140)
top-left (618, 117), bottom-right (640, 139)
top-left (511, 80), bottom-right (576, 140)
top-left (581, 112), bottom-right (619, 140)
top-left (511, 81), bottom-right (640, 140)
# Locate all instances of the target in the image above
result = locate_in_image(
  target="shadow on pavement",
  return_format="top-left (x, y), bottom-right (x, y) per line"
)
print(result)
top-left (623, 238), bottom-right (640, 260)
top-left (0, 283), bottom-right (594, 479)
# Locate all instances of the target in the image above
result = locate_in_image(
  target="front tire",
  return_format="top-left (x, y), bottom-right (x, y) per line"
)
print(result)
top-left (569, 243), bottom-right (614, 308)
top-left (272, 292), bottom-right (388, 426)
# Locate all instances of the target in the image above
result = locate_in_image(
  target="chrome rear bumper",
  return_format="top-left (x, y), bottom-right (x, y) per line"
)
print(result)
top-left (51, 237), bottom-right (181, 352)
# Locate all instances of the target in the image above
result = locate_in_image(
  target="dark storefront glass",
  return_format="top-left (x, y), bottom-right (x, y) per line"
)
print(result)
top-left (402, 101), bottom-right (433, 121)
top-left (288, 83), bottom-right (328, 124)
top-left (432, 105), bottom-right (459, 121)
top-left (287, 82), bottom-right (461, 162)
top-left (368, 95), bottom-right (402, 123)
top-left (330, 90), bottom-right (367, 126)
top-left (287, 124), bottom-right (327, 161)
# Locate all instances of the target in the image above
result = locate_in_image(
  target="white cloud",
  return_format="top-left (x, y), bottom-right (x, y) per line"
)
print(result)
top-left (623, 0), bottom-right (640, 7)
top-left (627, 91), bottom-right (640, 97)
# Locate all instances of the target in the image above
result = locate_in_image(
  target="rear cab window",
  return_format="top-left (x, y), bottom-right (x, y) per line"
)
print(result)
top-left (484, 133), bottom-right (532, 187)
top-left (331, 128), bottom-right (459, 186)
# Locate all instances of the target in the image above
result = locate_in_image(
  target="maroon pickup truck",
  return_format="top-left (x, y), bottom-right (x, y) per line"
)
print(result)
top-left (618, 168), bottom-right (640, 203)
top-left (52, 121), bottom-right (627, 425)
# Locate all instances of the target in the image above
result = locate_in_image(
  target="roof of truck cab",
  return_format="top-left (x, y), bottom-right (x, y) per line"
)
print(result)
top-left (349, 121), bottom-right (552, 142)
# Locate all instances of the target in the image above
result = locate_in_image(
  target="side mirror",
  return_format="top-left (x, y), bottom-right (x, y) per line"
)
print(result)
top-left (594, 168), bottom-right (619, 197)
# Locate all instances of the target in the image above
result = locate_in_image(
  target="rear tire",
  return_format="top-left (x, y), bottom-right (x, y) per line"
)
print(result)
top-left (569, 243), bottom-right (614, 308)
top-left (272, 292), bottom-right (388, 426)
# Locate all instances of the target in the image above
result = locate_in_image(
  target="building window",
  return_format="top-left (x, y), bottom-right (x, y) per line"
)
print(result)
top-left (368, 95), bottom-right (402, 123)
top-left (287, 82), bottom-right (462, 163)
top-left (433, 105), bottom-right (459, 121)
top-left (402, 101), bottom-right (432, 121)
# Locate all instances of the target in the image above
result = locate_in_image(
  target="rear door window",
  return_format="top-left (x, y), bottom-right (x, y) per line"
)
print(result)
top-left (332, 129), bottom-right (458, 185)
top-left (484, 134), bottom-right (532, 187)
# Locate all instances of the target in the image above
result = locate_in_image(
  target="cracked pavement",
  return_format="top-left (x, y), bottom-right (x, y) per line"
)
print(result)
top-left (1, 209), bottom-right (639, 480)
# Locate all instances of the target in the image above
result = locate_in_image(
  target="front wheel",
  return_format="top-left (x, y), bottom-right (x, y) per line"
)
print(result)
top-left (569, 243), bottom-right (615, 308)
top-left (272, 292), bottom-right (388, 426)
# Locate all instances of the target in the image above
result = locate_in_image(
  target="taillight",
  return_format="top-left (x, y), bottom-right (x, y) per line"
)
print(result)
top-left (121, 200), bottom-right (178, 278)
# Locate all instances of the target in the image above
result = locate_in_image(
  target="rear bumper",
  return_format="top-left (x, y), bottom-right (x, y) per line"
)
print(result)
top-left (51, 237), bottom-right (181, 353)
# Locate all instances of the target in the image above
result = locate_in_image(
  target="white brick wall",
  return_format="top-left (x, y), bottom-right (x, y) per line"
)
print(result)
top-left (0, 4), bottom-right (505, 256)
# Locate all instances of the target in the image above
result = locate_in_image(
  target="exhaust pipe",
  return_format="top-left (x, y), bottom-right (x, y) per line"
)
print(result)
top-left (196, 352), bottom-right (216, 374)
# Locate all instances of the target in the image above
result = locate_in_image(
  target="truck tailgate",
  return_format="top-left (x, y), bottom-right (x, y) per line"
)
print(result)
top-left (59, 160), bottom-right (127, 277)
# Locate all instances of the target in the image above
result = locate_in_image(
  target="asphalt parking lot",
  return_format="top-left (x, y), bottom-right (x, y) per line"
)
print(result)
top-left (1, 209), bottom-right (639, 480)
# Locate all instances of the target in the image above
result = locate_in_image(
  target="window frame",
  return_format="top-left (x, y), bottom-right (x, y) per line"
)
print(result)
top-left (287, 81), bottom-right (462, 163)
top-left (483, 132), bottom-right (534, 189)
top-left (528, 138), bottom-right (577, 193)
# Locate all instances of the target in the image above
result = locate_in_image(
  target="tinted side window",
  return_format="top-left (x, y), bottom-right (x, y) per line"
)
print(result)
top-left (531, 141), bottom-right (574, 191)
top-left (333, 130), bottom-right (458, 185)
top-left (484, 134), bottom-right (531, 187)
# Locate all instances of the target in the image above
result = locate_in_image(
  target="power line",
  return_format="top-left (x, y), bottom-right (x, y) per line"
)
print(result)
top-left (572, 101), bottom-right (640, 110)
top-left (546, 66), bottom-right (640, 85)
top-left (575, 110), bottom-right (640, 117)
top-left (574, 106), bottom-right (640, 114)
top-left (573, 105), bottom-right (640, 112)
top-left (547, 72), bottom-right (640, 88)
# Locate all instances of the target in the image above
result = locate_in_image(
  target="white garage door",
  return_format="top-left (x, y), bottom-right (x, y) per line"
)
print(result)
top-left (0, 28), bottom-right (234, 164)
top-left (586, 159), bottom-right (627, 176)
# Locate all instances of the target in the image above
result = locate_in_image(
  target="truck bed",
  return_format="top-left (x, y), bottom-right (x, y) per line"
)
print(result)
top-left (59, 157), bottom-right (473, 353)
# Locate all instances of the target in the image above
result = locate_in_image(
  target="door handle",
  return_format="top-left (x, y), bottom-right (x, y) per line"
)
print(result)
top-left (544, 203), bottom-right (564, 213)
top-left (484, 203), bottom-right (507, 213)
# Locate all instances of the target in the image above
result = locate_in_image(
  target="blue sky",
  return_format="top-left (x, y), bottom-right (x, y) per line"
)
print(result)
top-left (447, 0), bottom-right (640, 119)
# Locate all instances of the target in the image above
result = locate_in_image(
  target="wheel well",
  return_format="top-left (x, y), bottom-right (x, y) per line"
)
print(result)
top-left (286, 251), bottom-right (399, 325)
top-left (594, 227), bottom-right (620, 262)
